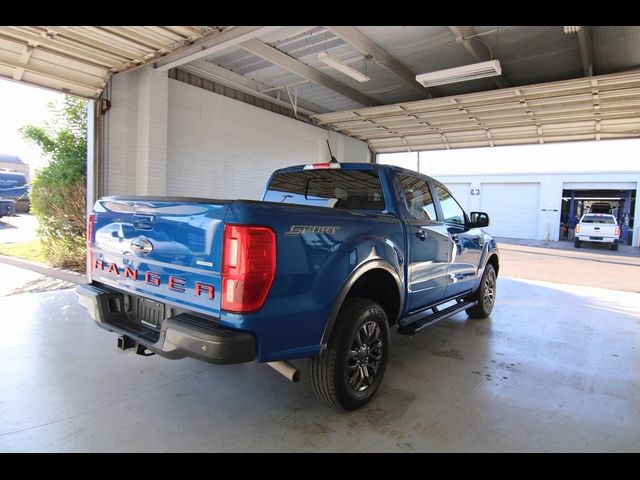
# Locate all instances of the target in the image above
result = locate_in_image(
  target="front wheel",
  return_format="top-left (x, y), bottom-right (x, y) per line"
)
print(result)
top-left (309, 297), bottom-right (389, 410)
top-left (466, 264), bottom-right (497, 319)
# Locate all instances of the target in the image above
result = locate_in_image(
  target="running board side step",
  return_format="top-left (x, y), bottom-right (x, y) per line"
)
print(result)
top-left (397, 299), bottom-right (476, 336)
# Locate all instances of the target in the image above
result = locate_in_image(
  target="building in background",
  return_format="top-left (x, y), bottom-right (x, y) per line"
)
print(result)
top-left (0, 153), bottom-right (30, 181)
top-left (379, 144), bottom-right (640, 247)
top-left (431, 171), bottom-right (638, 247)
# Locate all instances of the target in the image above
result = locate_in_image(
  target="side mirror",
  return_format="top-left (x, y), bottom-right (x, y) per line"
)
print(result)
top-left (468, 211), bottom-right (489, 228)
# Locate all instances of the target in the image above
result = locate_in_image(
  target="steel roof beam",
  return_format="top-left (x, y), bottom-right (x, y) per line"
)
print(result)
top-left (449, 26), bottom-right (509, 89)
top-left (238, 38), bottom-right (381, 107)
top-left (155, 26), bottom-right (282, 72)
top-left (326, 26), bottom-right (432, 98)
top-left (577, 26), bottom-right (594, 77)
top-left (180, 60), bottom-right (329, 116)
top-left (0, 28), bottom-right (123, 67)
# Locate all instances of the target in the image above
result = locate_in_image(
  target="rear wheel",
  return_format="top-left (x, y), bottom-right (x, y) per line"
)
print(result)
top-left (574, 239), bottom-right (581, 248)
top-left (466, 264), bottom-right (497, 319)
top-left (611, 241), bottom-right (619, 251)
top-left (309, 297), bottom-right (389, 410)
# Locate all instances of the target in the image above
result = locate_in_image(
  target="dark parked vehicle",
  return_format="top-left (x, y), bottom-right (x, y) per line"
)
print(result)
top-left (77, 162), bottom-right (500, 410)
top-left (589, 203), bottom-right (612, 214)
top-left (0, 171), bottom-right (29, 219)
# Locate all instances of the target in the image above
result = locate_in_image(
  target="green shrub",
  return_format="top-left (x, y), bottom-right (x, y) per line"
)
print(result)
top-left (20, 95), bottom-right (87, 268)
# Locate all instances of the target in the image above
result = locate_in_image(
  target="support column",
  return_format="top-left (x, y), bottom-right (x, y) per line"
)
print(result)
top-left (634, 182), bottom-right (640, 247)
top-left (568, 190), bottom-right (576, 221)
top-left (86, 100), bottom-right (97, 217)
top-left (86, 99), bottom-right (97, 275)
top-left (621, 190), bottom-right (631, 242)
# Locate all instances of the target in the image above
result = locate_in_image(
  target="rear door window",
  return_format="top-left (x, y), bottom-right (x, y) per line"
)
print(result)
top-left (398, 174), bottom-right (437, 221)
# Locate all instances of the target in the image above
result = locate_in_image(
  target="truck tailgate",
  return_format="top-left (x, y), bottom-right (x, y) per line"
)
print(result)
top-left (578, 224), bottom-right (617, 238)
top-left (89, 196), bottom-right (230, 318)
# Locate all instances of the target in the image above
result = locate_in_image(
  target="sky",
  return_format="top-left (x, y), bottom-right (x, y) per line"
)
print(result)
top-left (0, 78), bottom-right (64, 174)
top-left (379, 137), bottom-right (640, 176)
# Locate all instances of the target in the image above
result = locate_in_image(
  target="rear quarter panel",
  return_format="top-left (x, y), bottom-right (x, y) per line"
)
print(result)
top-left (222, 201), bottom-right (405, 361)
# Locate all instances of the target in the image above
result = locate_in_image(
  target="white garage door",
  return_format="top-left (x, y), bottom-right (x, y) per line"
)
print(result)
top-left (444, 183), bottom-right (471, 214)
top-left (480, 183), bottom-right (540, 239)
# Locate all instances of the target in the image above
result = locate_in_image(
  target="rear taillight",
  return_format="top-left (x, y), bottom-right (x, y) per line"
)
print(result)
top-left (575, 225), bottom-right (581, 234)
top-left (87, 213), bottom-right (95, 246)
top-left (615, 226), bottom-right (620, 237)
top-left (221, 224), bottom-right (276, 313)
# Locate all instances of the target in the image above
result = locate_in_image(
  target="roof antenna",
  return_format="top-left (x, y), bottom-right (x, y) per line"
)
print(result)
top-left (326, 140), bottom-right (339, 163)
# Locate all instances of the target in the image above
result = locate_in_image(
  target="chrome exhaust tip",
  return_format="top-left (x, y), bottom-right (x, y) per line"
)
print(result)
top-left (267, 361), bottom-right (301, 383)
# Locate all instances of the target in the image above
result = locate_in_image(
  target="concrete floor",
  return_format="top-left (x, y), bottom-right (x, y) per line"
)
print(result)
top-left (1, 265), bottom-right (639, 452)
top-left (497, 238), bottom-right (640, 293)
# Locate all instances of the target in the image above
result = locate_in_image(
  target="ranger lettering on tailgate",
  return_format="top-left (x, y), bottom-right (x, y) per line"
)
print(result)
top-left (92, 259), bottom-right (215, 299)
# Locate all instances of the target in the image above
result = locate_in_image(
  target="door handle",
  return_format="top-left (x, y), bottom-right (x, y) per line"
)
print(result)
top-left (416, 229), bottom-right (426, 241)
top-left (133, 214), bottom-right (155, 230)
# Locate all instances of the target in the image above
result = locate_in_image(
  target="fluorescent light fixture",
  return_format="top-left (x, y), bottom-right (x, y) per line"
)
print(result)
top-left (415, 60), bottom-right (502, 87)
top-left (563, 26), bottom-right (581, 34)
top-left (317, 52), bottom-right (370, 83)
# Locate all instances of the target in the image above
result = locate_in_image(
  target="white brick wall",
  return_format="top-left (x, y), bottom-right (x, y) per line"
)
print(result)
top-left (166, 79), bottom-right (368, 199)
top-left (104, 66), bottom-right (370, 200)
top-left (104, 71), bottom-right (140, 195)
top-left (135, 67), bottom-right (168, 195)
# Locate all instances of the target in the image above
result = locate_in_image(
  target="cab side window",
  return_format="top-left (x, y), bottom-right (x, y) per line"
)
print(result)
top-left (398, 174), bottom-right (437, 221)
top-left (434, 184), bottom-right (465, 225)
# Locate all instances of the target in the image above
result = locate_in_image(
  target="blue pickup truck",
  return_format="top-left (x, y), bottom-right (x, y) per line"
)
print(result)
top-left (77, 162), bottom-right (499, 410)
top-left (0, 171), bottom-right (29, 219)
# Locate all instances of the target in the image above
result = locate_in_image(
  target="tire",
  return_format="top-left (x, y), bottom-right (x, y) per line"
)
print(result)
top-left (611, 241), bottom-right (618, 251)
top-left (466, 264), bottom-right (497, 319)
top-left (309, 297), bottom-right (390, 410)
top-left (574, 239), bottom-right (581, 248)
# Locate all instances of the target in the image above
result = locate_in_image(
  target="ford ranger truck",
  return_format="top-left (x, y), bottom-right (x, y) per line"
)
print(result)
top-left (575, 213), bottom-right (620, 250)
top-left (77, 163), bottom-right (500, 410)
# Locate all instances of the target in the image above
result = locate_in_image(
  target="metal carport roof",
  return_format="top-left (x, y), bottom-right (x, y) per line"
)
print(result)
top-left (2, 26), bottom-right (640, 153)
top-left (310, 69), bottom-right (640, 152)
top-left (0, 26), bottom-right (216, 97)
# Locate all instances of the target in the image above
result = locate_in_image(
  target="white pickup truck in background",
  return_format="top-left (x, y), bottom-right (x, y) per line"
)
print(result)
top-left (575, 213), bottom-right (620, 250)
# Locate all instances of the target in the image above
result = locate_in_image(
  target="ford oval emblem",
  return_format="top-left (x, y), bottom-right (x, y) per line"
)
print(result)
top-left (131, 237), bottom-right (153, 256)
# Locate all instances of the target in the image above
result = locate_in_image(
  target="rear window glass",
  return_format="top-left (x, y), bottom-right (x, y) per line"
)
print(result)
top-left (581, 215), bottom-right (616, 224)
top-left (264, 169), bottom-right (385, 210)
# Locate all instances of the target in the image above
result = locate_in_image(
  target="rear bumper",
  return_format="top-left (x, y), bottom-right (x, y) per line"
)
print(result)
top-left (577, 236), bottom-right (618, 243)
top-left (76, 283), bottom-right (256, 364)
